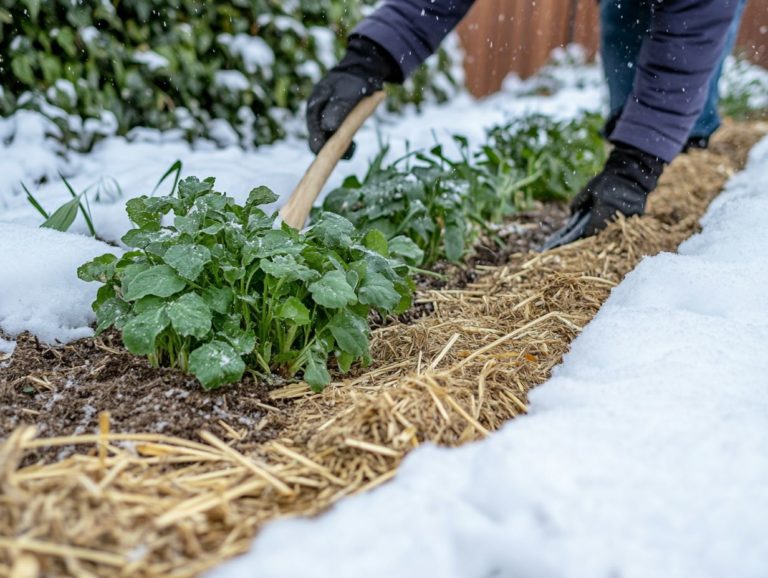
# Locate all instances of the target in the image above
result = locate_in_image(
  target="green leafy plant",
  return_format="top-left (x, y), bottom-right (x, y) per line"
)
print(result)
top-left (320, 147), bottom-right (469, 267)
top-left (480, 112), bottom-right (607, 209)
top-left (78, 176), bottom-right (415, 390)
top-left (319, 112), bottom-right (607, 266)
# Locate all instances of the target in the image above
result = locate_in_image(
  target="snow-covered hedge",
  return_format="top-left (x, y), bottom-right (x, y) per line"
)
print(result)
top-left (0, 0), bottom-right (462, 150)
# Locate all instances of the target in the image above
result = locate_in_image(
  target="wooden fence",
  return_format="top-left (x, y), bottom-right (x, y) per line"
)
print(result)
top-left (457, 0), bottom-right (768, 97)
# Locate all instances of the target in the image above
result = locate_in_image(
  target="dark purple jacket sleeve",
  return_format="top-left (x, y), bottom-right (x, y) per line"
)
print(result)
top-left (352, 0), bottom-right (475, 80)
top-left (611, 0), bottom-right (741, 162)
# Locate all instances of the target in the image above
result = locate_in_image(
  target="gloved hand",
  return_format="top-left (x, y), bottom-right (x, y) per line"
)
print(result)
top-left (542, 143), bottom-right (665, 250)
top-left (306, 36), bottom-right (398, 159)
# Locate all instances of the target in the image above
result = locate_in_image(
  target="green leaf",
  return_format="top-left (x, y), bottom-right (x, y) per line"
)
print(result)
top-left (122, 264), bottom-right (187, 301)
top-left (327, 309), bottom-right (369, 357)
top-left (221, 264), bottom-right (245, 284)
top-left (388, 235), bottom-right (425, 265)
top-left (163, 243), bottom-right (211, 281)
top-left (219, 326), bottom-right (257, 355)
top-left (243, 230), bottom-right (303, 263)
top-left (41, 196), bottom-right (81, 232)
top-left (259, 255), bottom-right (319, 283)
top-left (309, 213), bottom-right (355, 248)
top-left (362, 229), bottom-right (388, 256)
top-left (126, 196), bottom-right (160, 228)
top-left (308, 270), bottom-right (356, 309)
top-left (189, 341), bottom-right (245, 389)
top-left (303, 343), bottom-right (331, 391)
top-left (276, 296), bottom-right (310, 325)
top-left (78, 253), bottom-right (117, 283)
top-left (202, 286), bottom-right (235, 314)
top-left (246, 186), bottom-right (279, 207)
top-left (358, 271), bottom-right (400, 311)
top-left (95, 298), bottom-right (130, 334)
top-left (122, 307), bottom-right (169, 355)
top-left (166, 293), bottom-right (212, 339)
top-left (177, 177), bottom-right (214, 205)
top-left (337, 351), bottom-right (354, 373)
top-left (444, 221), bottom-right (465, 262)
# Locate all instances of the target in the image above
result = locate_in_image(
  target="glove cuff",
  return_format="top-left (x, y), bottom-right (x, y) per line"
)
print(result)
top-left (335, 35), bottom-right (401, 85)
top-left (606, 142), bottom-right (665, 195)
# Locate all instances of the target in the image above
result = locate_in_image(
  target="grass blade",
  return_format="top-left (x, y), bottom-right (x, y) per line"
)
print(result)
top-left (152, 160), bottom-right (183, 197)
top-left (22, 183), bottom-right (49, 219)
top-left (60, 173), bottom-right (97, 237)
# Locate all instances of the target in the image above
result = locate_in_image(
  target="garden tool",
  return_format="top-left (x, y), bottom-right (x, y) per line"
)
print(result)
top-left (279, 91), bottom-right (386, 229)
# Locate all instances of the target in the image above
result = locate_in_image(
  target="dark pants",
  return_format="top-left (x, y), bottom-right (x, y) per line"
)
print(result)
top-left (600, 0), bottom-right (748, 140)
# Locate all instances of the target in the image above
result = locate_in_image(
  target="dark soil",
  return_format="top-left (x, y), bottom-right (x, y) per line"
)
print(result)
top-left (0, 202), bottom-right (570, 454)
top-left (0, 331), bottom-right (292, 461)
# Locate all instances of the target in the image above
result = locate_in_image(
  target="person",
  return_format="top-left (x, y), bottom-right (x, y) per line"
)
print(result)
top-left (305, 0), bottom-right (747, 249)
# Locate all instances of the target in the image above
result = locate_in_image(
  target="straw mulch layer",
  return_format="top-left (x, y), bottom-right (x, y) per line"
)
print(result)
top-left (1, 120), bottom-right (765, 578)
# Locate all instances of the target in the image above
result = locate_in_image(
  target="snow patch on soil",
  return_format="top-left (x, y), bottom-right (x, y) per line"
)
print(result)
top-left (0, 224), bottom-right (120, 344)
top-left (207, 137), bottom-right (768, 578)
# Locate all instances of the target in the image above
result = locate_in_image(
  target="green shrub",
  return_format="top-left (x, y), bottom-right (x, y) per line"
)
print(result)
top-left (0, 0), bottom-right (462, 150)
top-left (78, 176), bottom-right (415, 390)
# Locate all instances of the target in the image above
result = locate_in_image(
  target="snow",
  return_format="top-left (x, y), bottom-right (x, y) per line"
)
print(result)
top-left (133, 50), bottom-right (169, 71)
top-left (218, 33), bottom-right (275, 75)
top-left (206, 137), bottom-right (768, 578)
top-left (214, 70), bottom-right (251, 92)
top-left (0, 224), bottom-right (120, 347)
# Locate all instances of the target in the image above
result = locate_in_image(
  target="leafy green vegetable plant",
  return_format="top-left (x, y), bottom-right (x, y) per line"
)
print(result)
top-left (319, 112), bottom-right (606, 267)
top-left (78, 177), bottom-right (415, 390)
top-left (320, 147), bottom-right (468, 266)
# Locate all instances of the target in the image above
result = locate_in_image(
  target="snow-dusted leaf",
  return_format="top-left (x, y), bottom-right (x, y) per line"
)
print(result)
top-left (276, 296), bottom-right (310, 325)
top-left (189, 341), bottom-right (245, 389)
top-left (166, 293), bottom-right (212, 339)
top-left (122, 264), bottom-right (186, 301)
top-left (246, 185), bottom-right (279, 207)
top-left (78, 253), bottom-right (117, 283)
top-left (122, 306), bottom-right (169, 355)
top-left (95, 297), bottom-right (130, 334)
top-left (260, 255), bottom-right (319, 282)
top-left (308, 270), bottom-right (356, 308)
top-left (163, 243), bottom-right (211, 281)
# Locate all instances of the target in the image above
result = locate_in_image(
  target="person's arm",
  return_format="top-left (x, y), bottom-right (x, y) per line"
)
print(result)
top-left (306, 0), bottom-right (475, 156)
top-left (352, 0), bottom-right (476, 81)
top-left (610, 0), bottom-right (741, 162)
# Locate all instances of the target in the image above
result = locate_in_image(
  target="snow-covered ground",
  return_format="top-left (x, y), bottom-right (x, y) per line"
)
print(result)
top-left (207, 137), bottom-right (768, 578)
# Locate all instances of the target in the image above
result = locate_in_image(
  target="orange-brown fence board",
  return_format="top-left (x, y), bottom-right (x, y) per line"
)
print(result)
top-left (459, 0), bottom-right (768, 97)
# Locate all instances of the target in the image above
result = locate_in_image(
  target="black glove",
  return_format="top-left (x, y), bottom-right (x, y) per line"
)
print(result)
top-left (306, 36), bottom-right (399, 159)
top-left (542, 143), bottom-right (664, 250)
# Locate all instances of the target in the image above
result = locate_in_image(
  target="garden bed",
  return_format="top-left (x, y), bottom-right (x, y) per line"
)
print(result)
top-left (0, 120), bottom-right (765, 577)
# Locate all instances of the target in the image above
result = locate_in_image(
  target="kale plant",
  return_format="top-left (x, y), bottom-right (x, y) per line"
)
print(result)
top-left (78, 177), bottom-right (416, 390)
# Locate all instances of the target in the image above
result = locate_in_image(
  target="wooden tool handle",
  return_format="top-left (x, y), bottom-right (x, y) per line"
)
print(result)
top-left (280, 90), bottom-right (386, 230)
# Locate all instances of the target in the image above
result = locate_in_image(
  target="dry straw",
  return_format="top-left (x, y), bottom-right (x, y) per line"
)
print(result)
top-left (1, 122), bottom-right (765, 578)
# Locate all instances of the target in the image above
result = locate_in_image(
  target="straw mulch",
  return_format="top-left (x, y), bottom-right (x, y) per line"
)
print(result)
top-left (1, 121), bottom-right (765, 578)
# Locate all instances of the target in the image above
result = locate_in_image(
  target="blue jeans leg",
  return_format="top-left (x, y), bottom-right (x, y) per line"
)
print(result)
top-left (690, 0), bottom-right (748, 138)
